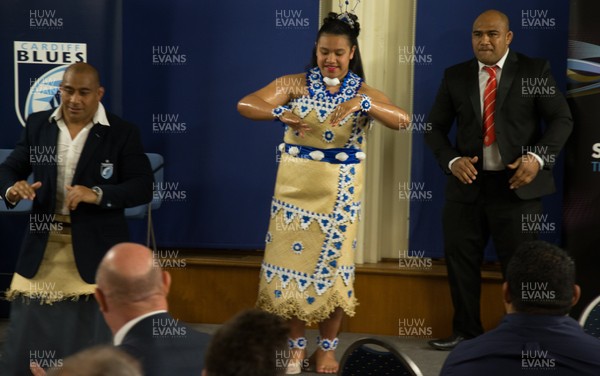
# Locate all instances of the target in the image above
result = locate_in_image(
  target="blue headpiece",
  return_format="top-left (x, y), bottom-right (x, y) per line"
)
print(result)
top-left (337, 0), bottom-right (360, 29)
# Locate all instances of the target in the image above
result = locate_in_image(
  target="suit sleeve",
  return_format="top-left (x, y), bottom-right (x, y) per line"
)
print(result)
top-left (531, 61), bottom-right (573, 169)
top-left (0, 122), bottom-right (34, 209)
top-left (96, 124), bottom-right (153, 209)
top-left (425, 72), bottom-right (461, 174)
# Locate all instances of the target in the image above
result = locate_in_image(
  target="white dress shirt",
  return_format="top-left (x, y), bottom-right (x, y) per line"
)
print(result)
top-left (477, 49), bottom-right (509, 171)
top-left (113, 310), bottom-right (168, 346)
top-left (449, 49), bottom-right (543, 172)
top-left (4, 103), bottom-right (110, 207)
top-left (50, 103), bottom-right (110, 214)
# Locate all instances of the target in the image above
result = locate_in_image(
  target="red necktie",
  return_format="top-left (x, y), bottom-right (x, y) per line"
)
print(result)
top-left (482, 66), bottom-right (498, 146)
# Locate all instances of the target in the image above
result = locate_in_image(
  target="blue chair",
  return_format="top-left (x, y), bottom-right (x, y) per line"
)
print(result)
top-left (0, 149), bottom-right (34, 213)
top-left (125, 153), bottom-right (164, 217)
top-left (125, 153), bottom-right (164, 251)
top-left (338, 337), bottom-right (423, 376)
top-left (579, 295), bottom-right (600, 339)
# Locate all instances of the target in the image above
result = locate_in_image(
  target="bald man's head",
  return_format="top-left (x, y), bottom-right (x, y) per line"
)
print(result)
top-left (96, 243), bottom-right (165, 304)
top-left (59, 62), bottom-right (104, 126)
top-left (472, 9), bottom-right (513, 65)
top-left (63, 62), bottom-right (101, 87)
top-left (475, 10), bottom-right (510, 31)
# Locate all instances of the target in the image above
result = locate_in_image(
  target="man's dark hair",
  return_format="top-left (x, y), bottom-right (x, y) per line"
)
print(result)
top-left (204, 309), bottom-right (289, 376)
top-left (507, 240), bottom-right (576, 315)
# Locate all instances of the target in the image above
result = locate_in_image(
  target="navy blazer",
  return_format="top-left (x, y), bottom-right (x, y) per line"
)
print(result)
top-left (425, 50), bottom-right (573, 202)
top-left (119, 312), bottom-right (211, 376)
top-left (440, 313), bottom-right (600, 375)
top-left (0, 109), bottom-right (153, 283)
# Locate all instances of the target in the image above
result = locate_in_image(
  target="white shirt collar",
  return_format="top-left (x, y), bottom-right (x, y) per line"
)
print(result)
top-left (49, 102), bottom-right (110, 126)
top-left (113, 310), bottom-right (167, 346)
top-left (478, 48), bottom-right (510, 71)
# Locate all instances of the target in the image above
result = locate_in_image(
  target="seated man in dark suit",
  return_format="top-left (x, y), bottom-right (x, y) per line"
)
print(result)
top-left (94, 242), bottom-right (211, 376)
top-left (440, 241), bottom-right (600, 375)
top-left (203, 309), bottom-right (289, 376)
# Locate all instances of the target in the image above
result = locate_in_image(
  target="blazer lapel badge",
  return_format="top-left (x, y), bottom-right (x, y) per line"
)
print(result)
top-left (101, 160), bottom-right (114, 179)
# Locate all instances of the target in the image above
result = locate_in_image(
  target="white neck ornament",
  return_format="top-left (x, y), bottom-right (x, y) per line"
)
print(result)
top-left (323, 77), bottom-right (340, 87)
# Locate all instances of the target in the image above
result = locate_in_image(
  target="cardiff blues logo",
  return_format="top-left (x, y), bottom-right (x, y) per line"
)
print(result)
top-left (101, 162), bottom-right (114, 179)
top-left (14, 41), bottom-right (87, 126)
top-left (24, 65), bottom-right (66, 123)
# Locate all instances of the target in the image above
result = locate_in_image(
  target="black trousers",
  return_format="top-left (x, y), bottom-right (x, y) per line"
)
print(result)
top-left (442, 171), bottom-right (542, 338)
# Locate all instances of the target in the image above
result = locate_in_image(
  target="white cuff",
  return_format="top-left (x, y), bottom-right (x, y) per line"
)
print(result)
top-left (4, 187), bottom-right (17, 205)
top-left (448, 157), bottom-right (461, 171)
top-left (527, 152), bottom-right (544, 169)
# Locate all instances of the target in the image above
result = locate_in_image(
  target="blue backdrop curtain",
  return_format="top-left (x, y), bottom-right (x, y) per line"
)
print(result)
top-left (121, 1), bottom-right (320, 248)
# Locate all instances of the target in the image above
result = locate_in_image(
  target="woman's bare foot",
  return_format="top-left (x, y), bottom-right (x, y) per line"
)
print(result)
top-left (309, 349), bottom-right (339, 374)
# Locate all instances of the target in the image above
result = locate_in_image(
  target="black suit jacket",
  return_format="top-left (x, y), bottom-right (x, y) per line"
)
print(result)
top-left (425, 50), bottom-right (573, 202)
top-left (0, 109), bottom-right (153, 283)
top-left (119, 312), bottom-right (211, 376)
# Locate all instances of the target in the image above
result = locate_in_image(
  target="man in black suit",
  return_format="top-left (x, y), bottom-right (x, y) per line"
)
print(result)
top-left (425, 10), bottom-right (573, 350)
top-left (440, 241), bottom-right (600, 375)
top-left (95, 242), bottom-right (211, 376)
top-left (0, 62), bottom-right (153, 375)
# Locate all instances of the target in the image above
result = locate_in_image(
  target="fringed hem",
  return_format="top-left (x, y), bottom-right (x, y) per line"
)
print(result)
top-left (256, 288), bottom-right (358, 325)
top-left (4, 289), bottom-right (94, 305)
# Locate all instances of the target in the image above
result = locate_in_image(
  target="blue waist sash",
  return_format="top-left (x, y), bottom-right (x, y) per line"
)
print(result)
top-left (279, 143), bottom-right (365, 164)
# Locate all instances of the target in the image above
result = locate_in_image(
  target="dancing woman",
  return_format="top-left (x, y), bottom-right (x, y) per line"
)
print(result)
top-left (238, 11), bottom-right (409, 374)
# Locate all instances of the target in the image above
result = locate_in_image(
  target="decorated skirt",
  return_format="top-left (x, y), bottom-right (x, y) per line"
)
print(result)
top-left (256, 68), bottom-right (371, 324)
top-left (6, 215), bottom-right (95, 304)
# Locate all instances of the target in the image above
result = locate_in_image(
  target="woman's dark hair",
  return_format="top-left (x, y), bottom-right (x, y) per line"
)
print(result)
top-left (309, 12), bottom-right (365, 80)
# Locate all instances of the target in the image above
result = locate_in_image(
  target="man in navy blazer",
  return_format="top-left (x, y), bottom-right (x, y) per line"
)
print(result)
top-left (95, 242), bottom-right (211, 376)
top-left (0, 62), bottom-right (153, 375)
top-left (440, 241), bottom-right (600, 375)
top-left (0, 66), bottom-right (153, 284)
top-left (425, 10), bottom-right (573, 350)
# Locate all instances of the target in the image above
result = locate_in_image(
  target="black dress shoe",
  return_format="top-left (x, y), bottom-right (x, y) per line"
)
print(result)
top-left (428, 335), bottom-right (466, 351)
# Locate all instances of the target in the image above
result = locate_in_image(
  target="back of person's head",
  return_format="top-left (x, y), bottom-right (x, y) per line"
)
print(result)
top-left (506, 240), bottom-right (576, 315)
top-left (96, 242), bottom-right (166, 305)
top-left (46, 346), bottom-right (142, 376)
top-left (204, 309), bottom-right (288, 376)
